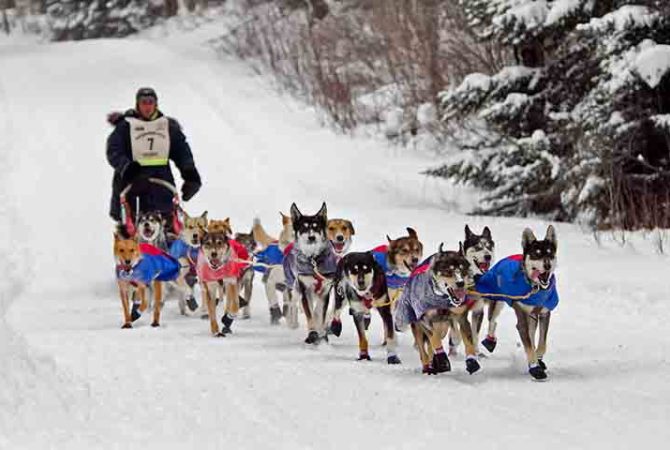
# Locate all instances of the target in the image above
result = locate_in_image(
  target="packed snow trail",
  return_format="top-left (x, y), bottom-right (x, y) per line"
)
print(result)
top-left (1, 31), bottom-right (669, 449)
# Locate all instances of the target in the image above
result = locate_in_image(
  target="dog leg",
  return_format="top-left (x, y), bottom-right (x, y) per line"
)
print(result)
top-left (470, 304), bottom-right (485, 355)
top-left (221, 283), bottom-right (239, 334)
top-left (513, 303), bottom-right (545, 380)
top-left (411, 323), bottom-right (432, 374)
top-left (378, 305), bottom-right (400, 364)
top-left (482, 300), bottom-right (504, 353)
top-left (448, 322), bottom-right (462, 357)
top-left (536, 311), bottom-right (551, 370)
top-left (204, 284), bottom-right (222, 336)
top-left (151, 282), bottom-right (163, 327)
top-left (353, 314), bottom-right (370, 360)
top-left (119, 283), bottom-right (132, 328)
top-left (457, 314), bottom-right (481, 374)
top-left (428, 321), bottom-right (451, 373)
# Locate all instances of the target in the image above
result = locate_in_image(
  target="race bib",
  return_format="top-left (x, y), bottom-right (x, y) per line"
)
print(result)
top-left (127, 117), bottom-right (170, 166)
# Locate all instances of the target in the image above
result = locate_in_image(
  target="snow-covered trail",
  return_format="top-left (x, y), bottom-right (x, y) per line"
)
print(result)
top-left (1, 31), bottom-right (669, 449)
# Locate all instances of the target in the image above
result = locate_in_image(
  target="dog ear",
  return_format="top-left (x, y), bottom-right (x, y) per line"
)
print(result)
top-left (346, 220), bottom-right (355, 235)
top-left (482, 226), bottom-right (492, 239)
top-left (465, 225), bottom-right (473, 239)
top-left (290, 203), bottom-right (302, 222)
top-left (317, 202), bottom-right (327, 221)
top-left (200, 211), bottom-right (208, 221)
top-left (459, 241), bottom-right (465, 256)
top-left (113, 232), bottom-right (121, 242)
top-left (386, 235), bottom-right (393, 244)
top-left (406, 227), bottom-right (418, 239)
top-left (522, 228), bottom-right (537, 250)
top-left (438, 242), bottom-right (445, 254)
top-left (545, 225), bottom-right (557, 249)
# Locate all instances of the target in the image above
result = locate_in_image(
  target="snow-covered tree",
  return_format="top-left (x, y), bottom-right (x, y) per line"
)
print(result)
top-left (46, 0), bottom-right (159, 40)
top-left (432, 0), bottom-right (670, 228)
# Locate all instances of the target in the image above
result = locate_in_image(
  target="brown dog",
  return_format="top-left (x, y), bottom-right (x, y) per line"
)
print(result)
top-left (327, 219), bottom-right (355, 259)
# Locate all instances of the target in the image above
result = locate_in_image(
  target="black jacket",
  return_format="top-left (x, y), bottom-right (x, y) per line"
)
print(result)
top-left (106, 110), bottom-right (200, 221)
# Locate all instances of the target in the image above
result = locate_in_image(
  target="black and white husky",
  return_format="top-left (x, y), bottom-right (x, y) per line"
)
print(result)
top-left (449, 225), bottom-right (498, 355)
top-left (283, 203), bottom-right (339, 344)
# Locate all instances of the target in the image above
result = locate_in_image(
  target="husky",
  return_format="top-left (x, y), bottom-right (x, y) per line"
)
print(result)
top-left (283, 202), bottom-right (338, 344)
top-left (330, 252), bottom-right (401, 364)
top-left (448, 225), bottom-right (498, 355)
top-left (169, 210), bottom-right (208, 315)
top-left (327, 219), bottom-right (355, 259)
top-left (252, 214), bottom-right (294, 325)
top-left (474, 226), bottom-right (559, 380)
top-left (196, 232), bottom-right (249, 337)
top-left (114, 232), bottom-right (180, 328)
top-left (137, 211), bottom-right (168, 250)
top-left (395, 245), bottom-right (480, 375)
top-left (371, 228), bottom-right (424, 305)
top-left (233, 227), bottom-right (257, 320)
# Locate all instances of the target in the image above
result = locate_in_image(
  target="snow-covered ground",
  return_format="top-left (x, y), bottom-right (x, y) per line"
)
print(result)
top-left (1, 22), bottom-right (669, 449)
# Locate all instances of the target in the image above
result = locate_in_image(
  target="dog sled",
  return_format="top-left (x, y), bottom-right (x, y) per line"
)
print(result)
top-left (119, 177), bottom-right (184, 239)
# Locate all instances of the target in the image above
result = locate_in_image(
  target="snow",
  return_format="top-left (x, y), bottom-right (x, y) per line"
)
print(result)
top-left (633, 43), bottom-right (670, 89)
top-left (493, 0), bottom-right (549, 31)
top-left (545, 0), bottom-right (581, 25)
top-left (459, 72), bottom-right (492, 92)
top-left (578, 5), bottom-right (658, 33)
top-left (1, 19), bottom-right (670, 450)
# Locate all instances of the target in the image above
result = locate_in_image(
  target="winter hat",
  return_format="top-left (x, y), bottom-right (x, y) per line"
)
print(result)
top-left (135, 87), bottom-right (158, 104)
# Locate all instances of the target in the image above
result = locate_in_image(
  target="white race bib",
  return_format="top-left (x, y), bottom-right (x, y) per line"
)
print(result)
top-left (127, 117), bottom-right (170, 166)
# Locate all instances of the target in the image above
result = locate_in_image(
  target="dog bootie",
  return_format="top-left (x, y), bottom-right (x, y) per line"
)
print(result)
top-left (432, 349), bottom-right (451, 373)
top-left (304, 331), bottom-right (320, 344)
top-left (529, 364), bottom-right (547, 381)
top-left (465, 356), bottom-right (480, 375)
top-left (538, 358), bottom-right (547, 371)
top-left (238, 296), bottom-right (248, 308)
top-left (270, 306), bottom-right (283, 325)
top-left (186, 296), bottom-right (198, 312)
top-left (387, 354), bottom-right (401, 365)
top-left (221, 314), bottom-right (234, 334)
top-left (131, 303), bottom-right (142, 322)
top-left (121, 323), bottom-right (132, 329)
top-left (358, 351), bottom-right (371, 361)
top-left (481, 335), bottom-right (497, 353)
top-left (329, 319), bottom-right (342, 337)
top-left (422, 364), bottom-right (436, 375)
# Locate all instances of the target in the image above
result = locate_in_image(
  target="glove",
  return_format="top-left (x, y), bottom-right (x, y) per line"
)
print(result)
top-left (180, 167), bottom-right (201, 201)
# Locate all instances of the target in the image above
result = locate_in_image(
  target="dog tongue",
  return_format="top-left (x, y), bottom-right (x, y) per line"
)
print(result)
top-left (333, 242), bottom-right (345, 252)
top-left (478, 262), bottom-right (490, 272)
top-left (453, 288), bottom-right (466, 300)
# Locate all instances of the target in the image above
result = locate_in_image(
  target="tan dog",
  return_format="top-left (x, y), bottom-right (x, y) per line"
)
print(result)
top-left (171, 211), bottom-right (208, 315)
top-left (327, 219), bottom-right (355, 258)
top-left (208, 218), bottom-right (232, 236)
top-left (114, 234), bottom-right (163, 328)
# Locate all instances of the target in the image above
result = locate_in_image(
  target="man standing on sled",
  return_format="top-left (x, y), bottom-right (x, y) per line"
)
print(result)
top-left (106, 87), bottom-right (202, 234)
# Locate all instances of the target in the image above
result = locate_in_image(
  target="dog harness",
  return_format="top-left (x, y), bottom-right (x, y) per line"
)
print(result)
top-left (196, 240), bottom-right (250, 283)
top-left (340, 269), bottom-right (387, 313)
top-left (371, 245), bottom-right (411, 290)
top-left (394, 266), bottom-right (469, 331)
top-left (475, 255), bottom-right (559, 310)
top-left (253, 242), bottom-right (285, 274)
top-left (169, 239), bottom-right (199, 267)
top-left (116, 243), bottom-right (180, 285)
top-left (283, 244), bottom-right (338, 289)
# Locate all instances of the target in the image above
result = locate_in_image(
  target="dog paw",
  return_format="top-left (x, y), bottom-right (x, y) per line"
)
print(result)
top-left (432, 352), bottom-right (451, 373)
top-left (186, 297), bottom-right (198, 312)
top-left (304, 331), bottom-right (320, 344)
top-left (422, 365), bottom-right (436, 375)
top-left (130, 304), bottom-right (142, 322)
top-left (466, 357), bottom-right (480, 375)
top-left (537, 359), bottom-right (547, 371)
top-left (481, 336), bottom-right (497, 353)
top-left (387, 355), bottom-right (402, 365)
top-left (329, 319), bottom-right (342, 337)
top-left (529, 365), bottom-right (547, 381)
top-left (238, 296), bottom-right (248, 308)
top-left (357, 352), bottom-right (371, 361)
top-left (214, 332), bottom-right (226, 338)
top-left (151, 322), bottom-right (160, 328)
top-left (121, 323), bottom-right (132, 329)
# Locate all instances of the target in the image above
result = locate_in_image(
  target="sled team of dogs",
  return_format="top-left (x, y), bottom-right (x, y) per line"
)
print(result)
top-left (114, 203), bottom-right (560, 381)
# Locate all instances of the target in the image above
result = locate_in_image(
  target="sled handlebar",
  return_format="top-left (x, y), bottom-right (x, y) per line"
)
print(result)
top-left (120, 178), bottom-right (180, 201)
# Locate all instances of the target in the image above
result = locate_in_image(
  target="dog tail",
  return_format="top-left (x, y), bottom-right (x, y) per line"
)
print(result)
top-left (252, 218), bottom-right (276, 249)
